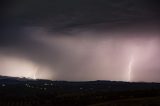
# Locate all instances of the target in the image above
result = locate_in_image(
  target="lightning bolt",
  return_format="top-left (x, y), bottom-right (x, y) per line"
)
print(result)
top-left (128, 55), bottom-right (134, 82)
top-left (33, 66), bottom-right (38, 79)
top-left (34, 71), bottom-right (37, 79)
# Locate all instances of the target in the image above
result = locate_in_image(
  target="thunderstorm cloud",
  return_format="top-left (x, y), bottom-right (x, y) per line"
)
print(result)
top-left (0, 0), bottom-right (160, 82)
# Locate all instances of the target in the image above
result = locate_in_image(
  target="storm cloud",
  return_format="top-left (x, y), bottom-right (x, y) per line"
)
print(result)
top-left (0, 0), bottom-right (160, 82)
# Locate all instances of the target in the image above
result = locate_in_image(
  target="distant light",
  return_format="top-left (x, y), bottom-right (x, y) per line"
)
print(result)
top-left (2, 84), bottom-right (5, 87)
top-left (44, 83), bottom-right (48, 85)
top-left (80, 87), bottom-right (83, 90)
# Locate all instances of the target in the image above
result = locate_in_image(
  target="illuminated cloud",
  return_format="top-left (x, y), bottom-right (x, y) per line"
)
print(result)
top-left (0, 0), bottom-right (160, 82)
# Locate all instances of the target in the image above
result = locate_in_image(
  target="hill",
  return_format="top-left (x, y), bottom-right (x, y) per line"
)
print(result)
top-left (0, 76), bottom-right (160, 106)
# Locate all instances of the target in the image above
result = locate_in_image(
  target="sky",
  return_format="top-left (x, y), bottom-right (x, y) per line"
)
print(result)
top-left (0, 0), bottom-right (160, 82)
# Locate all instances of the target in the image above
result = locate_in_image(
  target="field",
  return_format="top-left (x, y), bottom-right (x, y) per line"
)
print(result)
top-left (0, 76), bottom-right (160, 106)
top-left (90, 96), bottom-right (160, 106)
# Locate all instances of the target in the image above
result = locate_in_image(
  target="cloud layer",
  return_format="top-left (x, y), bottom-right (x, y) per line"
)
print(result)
top-left (0, 0), bottom-right (160, 82)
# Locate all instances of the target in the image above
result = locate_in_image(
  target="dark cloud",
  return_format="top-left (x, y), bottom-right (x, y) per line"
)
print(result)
top-left (2, 0), bottom-right (160, 31)
top-left (0, 0), bottom-right (160, 81)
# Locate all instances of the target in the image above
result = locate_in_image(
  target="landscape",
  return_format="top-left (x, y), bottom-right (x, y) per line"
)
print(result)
top-left (1, 0), bottom-right (160, 106)
top-left (0, 76), bottom-right (160, 106)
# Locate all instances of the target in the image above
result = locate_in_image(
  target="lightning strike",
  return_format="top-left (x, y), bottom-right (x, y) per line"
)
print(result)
top-left (128, 55), bottom-right (134, 82)
top-left (33, 72), bottom-right (36, 79)
top-left (33, 67), bottom-right (38, 79)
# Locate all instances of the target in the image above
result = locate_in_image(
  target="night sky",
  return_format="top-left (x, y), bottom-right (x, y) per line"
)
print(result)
top-left (0, 0), bottom-right (160, 82)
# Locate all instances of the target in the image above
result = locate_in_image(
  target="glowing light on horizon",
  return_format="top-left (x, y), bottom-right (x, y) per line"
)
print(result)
top-left (0, 56), bottom-right (41, 79)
